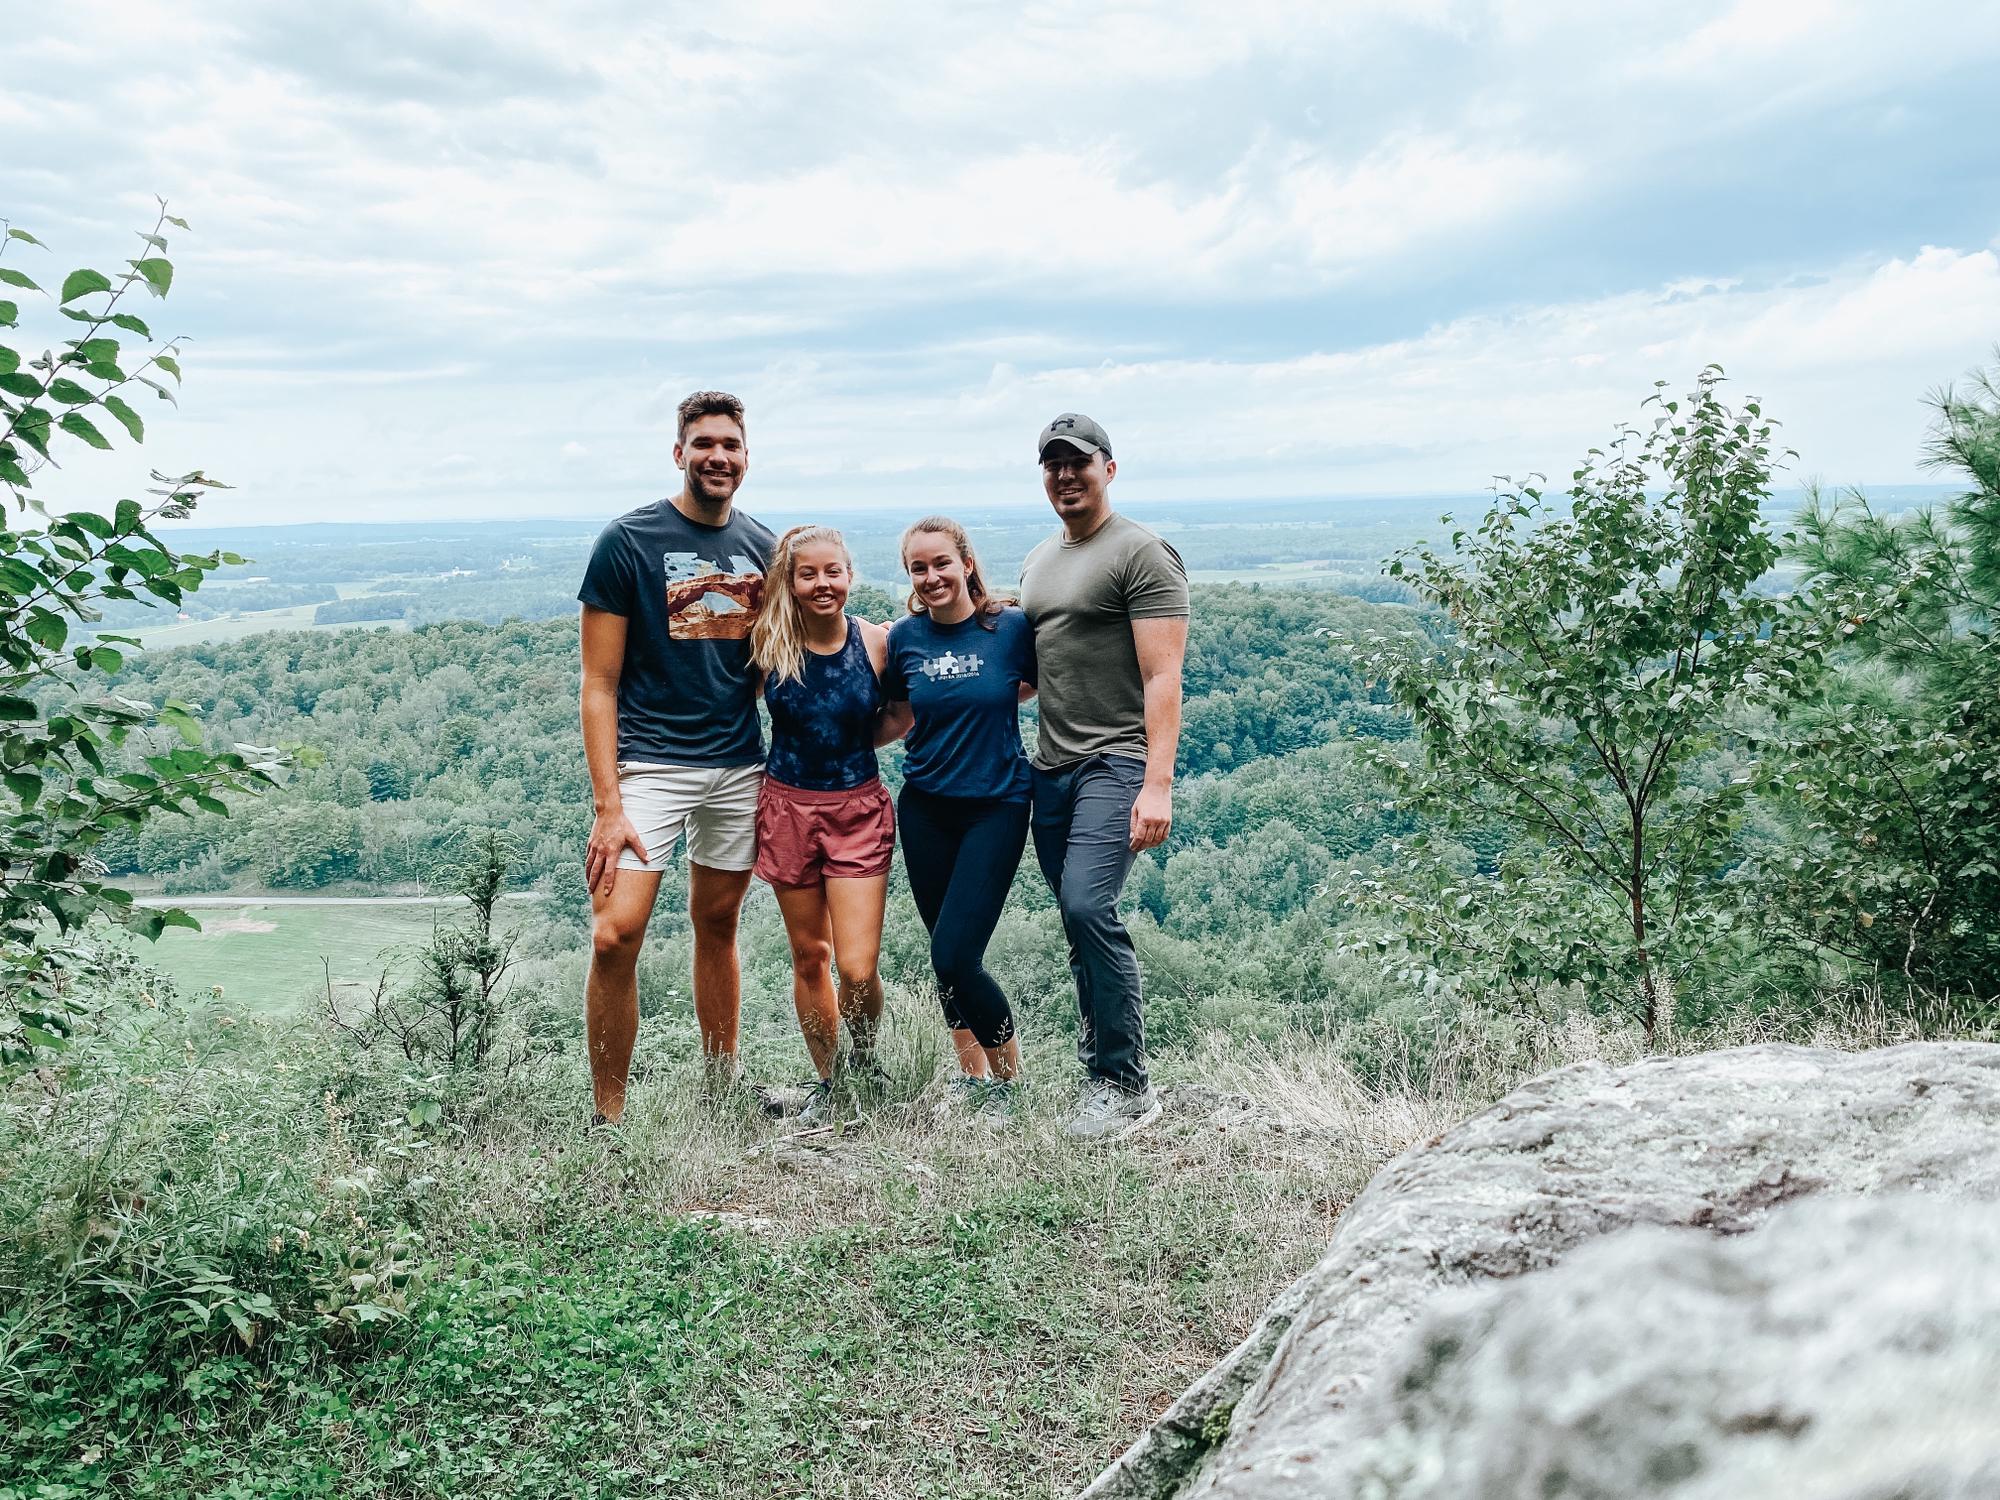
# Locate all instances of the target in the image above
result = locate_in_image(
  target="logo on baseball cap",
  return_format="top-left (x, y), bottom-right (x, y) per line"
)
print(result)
top-left (1038, 413), bottom-right (1111, 461)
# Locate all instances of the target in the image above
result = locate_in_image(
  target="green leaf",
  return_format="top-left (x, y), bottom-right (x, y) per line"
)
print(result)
top-left (72, 338), bottom-right (118, 362)
top-left (108, 312), bottom-right (150, 337)
top-left (158, 704), bottom-right (204, 745)
top-left (14, 407), bottom-right (52, 456)
top-left (4, 768), bottom-right (43, 806)
top-left (131, 258), bottom-right (173, 297)
top-left (6, 228), bottom-right (44, 247)
top-left (24, 610), bottom-right (65, 650)
top-left (47, 378), bottom-right (94, 406)
top-left (0, 696), bottom-right (36, 721)
top-left (0, 346), bottom-right (16, 376)
top-left (155, 354), bottom-right (181, 384)
top-left (89, 645), bottom-right (124, 673)
top-left (103, 394), bottom-right (143, 443)
top-left (57, 412), bottom-right (112, 450)
top-left (160, 908), bottom-right (202, 932)
top-left (115, 498), bottom-right (142, 531)
top-left (0, 267), bottom-right (39, 292)
top-left (0, 301), bottom-right (16, 327)
top-left (0, 452), bottom-right (27, 487)
top-left (164, 215), bottom-right (191, 231)
top-left (59, 268), bottom-right (112, 304)
top-left (139, 233), bottom-right (168, 250)
top-left (0, 372), bottom-right (40, 398)
top-left (0, 557), bottom-right (43, 593)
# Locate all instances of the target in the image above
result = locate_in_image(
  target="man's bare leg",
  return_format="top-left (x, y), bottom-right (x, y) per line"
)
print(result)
top-left (689, 862), bottom-right (753, 1066)
top-left (587, 869), bottom-right (664, 1123)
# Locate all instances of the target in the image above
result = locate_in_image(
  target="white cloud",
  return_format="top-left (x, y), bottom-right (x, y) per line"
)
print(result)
top-left (5, 0), bottom-right (1998, 527)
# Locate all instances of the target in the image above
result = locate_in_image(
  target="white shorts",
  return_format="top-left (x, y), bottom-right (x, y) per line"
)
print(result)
top-left (615, 762), bottom-right (763, 873)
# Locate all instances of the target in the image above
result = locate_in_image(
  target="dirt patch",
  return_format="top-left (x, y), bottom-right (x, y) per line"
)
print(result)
top-left (205, 918), bottom-right (277, 934)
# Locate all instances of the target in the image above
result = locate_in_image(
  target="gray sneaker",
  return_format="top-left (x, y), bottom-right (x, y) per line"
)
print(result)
top-left (972, 1079), bottom-right (1018, 1129)
top-left (931, 1073), bottom-right (987, 1121)
top-left (795, 1078), bottom-right (837, 1128)
top-left (1063, 1080), bottom-right (1162, 1141)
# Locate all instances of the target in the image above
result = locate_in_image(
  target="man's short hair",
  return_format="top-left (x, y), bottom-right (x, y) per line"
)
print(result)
top-left (677, 390), bottom-right (746, 443)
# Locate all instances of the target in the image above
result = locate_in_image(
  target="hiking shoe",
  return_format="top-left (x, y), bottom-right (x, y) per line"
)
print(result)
top-left (931, 1073), bottom-right (988, 1121)
top-left (843, 1047), bottom-right (891, 1094)
top-left (1063, 1081), bottom-right (1161, 1141)
top-left (700, 1056), bottom-right (760, 1112)
top-left (971, 1079), bottom-right (1017, 1129)
top-left (795, 1078), bottom-right (837, 1129)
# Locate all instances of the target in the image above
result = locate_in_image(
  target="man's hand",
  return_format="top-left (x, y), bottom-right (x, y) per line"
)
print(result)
top-left (586, 809), bottom-right (649, 897)
top-left (1129, 783), bottom-right (1172, 852)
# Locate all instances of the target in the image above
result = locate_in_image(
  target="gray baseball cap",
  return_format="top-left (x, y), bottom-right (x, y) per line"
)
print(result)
top-left (1038, 412), bottom-right (1111, 461)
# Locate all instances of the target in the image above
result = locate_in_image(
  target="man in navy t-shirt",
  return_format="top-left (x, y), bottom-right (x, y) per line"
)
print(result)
top-left (576, 390), bottom-right (776, 1123)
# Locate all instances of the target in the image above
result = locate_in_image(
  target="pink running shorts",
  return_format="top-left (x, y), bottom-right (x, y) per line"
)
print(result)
top-left (754, 776), bottom-right (895, 887)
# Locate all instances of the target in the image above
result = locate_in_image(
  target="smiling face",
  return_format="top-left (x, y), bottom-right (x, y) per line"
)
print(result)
top-left (904, 530), bottom-right (971, 618)
top-left (1041, 446), bottom-right (1115, 535)
top-left (789, 538), bottom-right (851, 623)
top-left (674, 412), bottom-right (748, 506)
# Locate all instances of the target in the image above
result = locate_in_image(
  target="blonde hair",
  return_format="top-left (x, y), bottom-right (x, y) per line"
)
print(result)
top-left (898, 514), bottom-right (1009, 630)
top-left (751, 525), bottom-right (854, 686)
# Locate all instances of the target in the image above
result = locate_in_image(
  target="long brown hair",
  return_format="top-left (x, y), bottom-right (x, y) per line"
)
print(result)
top-left (899, 515), bottom-right (1009, 631)
top-left (751, 525), bottom-right (853, 685)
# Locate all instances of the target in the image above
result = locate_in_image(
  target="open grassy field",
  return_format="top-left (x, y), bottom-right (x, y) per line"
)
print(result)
top-left (137, 899), bottom-right (461, 1013)
top-left (115, 607), bottom-right (412, 650)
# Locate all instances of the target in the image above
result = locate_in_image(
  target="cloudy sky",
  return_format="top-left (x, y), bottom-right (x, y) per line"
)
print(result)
top-left (6, 0), bottom-right (2000, 528)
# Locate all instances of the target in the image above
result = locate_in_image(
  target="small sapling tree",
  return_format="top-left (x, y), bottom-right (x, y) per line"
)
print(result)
top-left (0, 204), bottom-right (282, 1072)
top-left (327, 831), bottom-right (535, 1077)
top-left (1347, 368), bottom-right (1824, 1042)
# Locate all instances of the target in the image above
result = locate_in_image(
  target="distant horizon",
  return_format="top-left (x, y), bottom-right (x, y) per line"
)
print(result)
top-left (154, 481), bottom-right (1969, 543)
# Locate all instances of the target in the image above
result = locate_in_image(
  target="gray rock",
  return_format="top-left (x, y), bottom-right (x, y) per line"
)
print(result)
top-left (1083, 1042), bottom-right (2000, 1499)
top-left (1324, 1196), bottom-right (2000, 1499)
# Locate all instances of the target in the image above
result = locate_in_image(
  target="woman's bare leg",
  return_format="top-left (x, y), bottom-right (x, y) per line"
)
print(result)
top-left (773, 883), bottom-right (839, 1079)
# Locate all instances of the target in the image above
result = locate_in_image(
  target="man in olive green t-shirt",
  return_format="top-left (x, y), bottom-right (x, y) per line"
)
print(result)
top-left (1018, 413), bottom-right (1189, 1140)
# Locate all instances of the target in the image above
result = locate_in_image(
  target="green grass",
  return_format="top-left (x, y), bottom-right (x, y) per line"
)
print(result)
top-left (140, 902), bottom-right (457, 1014)
top-left (4, 991), bottom-right (1490, 1500)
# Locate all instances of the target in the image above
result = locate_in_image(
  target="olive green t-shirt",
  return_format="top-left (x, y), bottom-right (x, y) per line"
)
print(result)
top-left (1019, 511), bottom-right (1189, 770)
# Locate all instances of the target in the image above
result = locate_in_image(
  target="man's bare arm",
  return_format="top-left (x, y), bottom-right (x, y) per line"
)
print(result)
top-left (581, 605), bottom-right (648, 894)
top-left (1129, 615), bottom-right (1188, 852)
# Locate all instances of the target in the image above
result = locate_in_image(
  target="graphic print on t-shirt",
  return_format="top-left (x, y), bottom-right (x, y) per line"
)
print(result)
top-left (662, 550), bottom-right (765, 641)
top-left (918, 648), bottom-right (985, 682)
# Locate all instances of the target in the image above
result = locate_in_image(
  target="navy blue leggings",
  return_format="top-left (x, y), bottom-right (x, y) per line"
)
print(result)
top-left (896, 785), bottom-right (1028, 1050)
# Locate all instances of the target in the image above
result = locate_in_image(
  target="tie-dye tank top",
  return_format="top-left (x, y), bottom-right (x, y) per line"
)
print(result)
top-left (763, 617), bottom-right (883, 791)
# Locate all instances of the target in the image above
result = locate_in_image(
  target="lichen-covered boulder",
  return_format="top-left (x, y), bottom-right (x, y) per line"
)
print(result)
top-left (1083, 1042), bottom-right (2000, 1499)
top-left (1320, 1195), bottom-right (2000, 1497)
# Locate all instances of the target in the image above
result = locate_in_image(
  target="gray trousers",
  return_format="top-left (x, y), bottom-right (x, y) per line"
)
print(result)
top-left (1030, 754), bottom-right (1148, 1090)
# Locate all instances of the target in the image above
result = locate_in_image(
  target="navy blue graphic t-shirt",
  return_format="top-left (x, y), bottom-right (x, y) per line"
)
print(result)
top-left (882, 606), bottom-right (1036, 800)
top-left (577, 499), bottom-right (776, 766)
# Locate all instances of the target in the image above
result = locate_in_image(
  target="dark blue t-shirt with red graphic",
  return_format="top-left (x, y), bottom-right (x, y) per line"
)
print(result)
top-left (578, 499), bottom-right (776, 766)
top-left (881, 605), bottom-right (1036, 801)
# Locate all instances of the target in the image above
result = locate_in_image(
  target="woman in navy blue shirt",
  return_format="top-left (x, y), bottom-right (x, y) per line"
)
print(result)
top-left (878, 516), bottom-right (1036, 1119)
